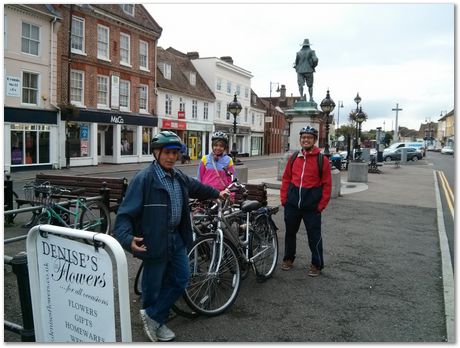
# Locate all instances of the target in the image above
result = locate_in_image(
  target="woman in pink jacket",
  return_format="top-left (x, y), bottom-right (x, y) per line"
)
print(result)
top-left (197, 132), bottom-right (235, 190)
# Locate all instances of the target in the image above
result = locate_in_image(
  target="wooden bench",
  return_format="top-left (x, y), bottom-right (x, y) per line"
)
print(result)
top-left (34, 173), bottom-right (128, 213)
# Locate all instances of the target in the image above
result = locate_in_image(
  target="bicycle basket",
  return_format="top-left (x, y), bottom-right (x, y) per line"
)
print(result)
top-left (23, 181), bottom-right (59, 205)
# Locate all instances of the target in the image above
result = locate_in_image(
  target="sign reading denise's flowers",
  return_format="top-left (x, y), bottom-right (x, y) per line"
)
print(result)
top-left (35, 233), bottom-right (115, 342)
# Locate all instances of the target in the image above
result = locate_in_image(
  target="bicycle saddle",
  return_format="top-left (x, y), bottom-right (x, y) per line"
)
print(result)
top-left (240, 200), bottom-right (262, 213)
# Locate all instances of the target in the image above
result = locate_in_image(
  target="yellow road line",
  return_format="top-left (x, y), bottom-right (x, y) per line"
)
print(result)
top-left (437, 170), bottom-right (454, 220)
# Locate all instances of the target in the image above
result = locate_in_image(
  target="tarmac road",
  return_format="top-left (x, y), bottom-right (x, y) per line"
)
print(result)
top-left (3, 158), bottom-right (452, 342)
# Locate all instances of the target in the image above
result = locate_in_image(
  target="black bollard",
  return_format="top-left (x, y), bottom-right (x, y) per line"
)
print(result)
top-left (4, 174), bottom-right (14, 224)
top-left (99, 183), bottom-right (111, 232)
top-left (11, 252), bottom-right (35, 342)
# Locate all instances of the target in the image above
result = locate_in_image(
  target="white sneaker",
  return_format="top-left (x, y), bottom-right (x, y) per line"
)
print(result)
top-left (157, 324), bottom-right (176, 342)
top-left (139, 309), bottom-right (160, 342)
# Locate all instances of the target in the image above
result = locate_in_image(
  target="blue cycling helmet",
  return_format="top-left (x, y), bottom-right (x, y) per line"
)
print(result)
top-left (151, 131), bottom-right (183, 150)
top-left (299, 126), bottom-right (318, 138)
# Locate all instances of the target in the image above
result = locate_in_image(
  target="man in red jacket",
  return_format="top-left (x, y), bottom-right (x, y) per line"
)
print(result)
top-left (280, 125), bottom-right (332, 276)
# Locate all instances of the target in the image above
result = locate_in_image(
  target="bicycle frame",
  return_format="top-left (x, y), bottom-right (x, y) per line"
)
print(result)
top-left (40, 198), bottom-right (85, 229)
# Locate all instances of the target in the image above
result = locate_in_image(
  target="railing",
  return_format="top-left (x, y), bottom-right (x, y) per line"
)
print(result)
top-left (4, 252), bottom-right (35, 341)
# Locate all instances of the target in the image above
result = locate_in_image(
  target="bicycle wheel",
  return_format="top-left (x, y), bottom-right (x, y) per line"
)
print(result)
top-left (250, 215), bottom-right (279, 280)
top-left (79, 200), bottom-right (111, 234)
top-left (184, 236), bottom-right (241, 316)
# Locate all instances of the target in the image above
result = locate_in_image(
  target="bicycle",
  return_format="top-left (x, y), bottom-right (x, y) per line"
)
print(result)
top-left (183, 179), bottom-right (279, 316)
top-left (24, 181), bottom-right (111, 234)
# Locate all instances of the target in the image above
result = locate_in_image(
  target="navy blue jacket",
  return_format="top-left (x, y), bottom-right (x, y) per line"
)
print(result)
top-left (113, 162), bottom-right (220, 261)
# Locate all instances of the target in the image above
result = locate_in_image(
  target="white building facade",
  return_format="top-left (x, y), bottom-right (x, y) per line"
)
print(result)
top-left (156, 48), bottom-right (215, 160)
top-left (191, 56), bottom-right (254, 156)
top-left (4, 5), bottom-right (61, 172)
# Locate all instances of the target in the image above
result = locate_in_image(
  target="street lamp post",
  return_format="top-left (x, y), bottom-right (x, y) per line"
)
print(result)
top-left (350, 93), bottom-right (361, 161)
top-left (320, 89), bottom-right (336, 156)
top-left (267, 82), bottom-right (280, 155)
top-left (227, 94), bottom-right (242, 161)
top-left (355, 107), bottom-right (367, 159)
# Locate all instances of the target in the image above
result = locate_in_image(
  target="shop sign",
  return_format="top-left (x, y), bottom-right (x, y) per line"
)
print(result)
top-left (80, 140), bottom-right (88, 156)
top-left (110, 116), bottom-right (124, 124)
top-left (162, 119), bottom-right (186, 130)
top-left (80, 125), bottom-right (89, 140)
top-left (33, 233), bottom-right (115, 342)
top-left (6, 76), bottom-right (21, 97)
top-left (178, 111), bottom-right (185, 119)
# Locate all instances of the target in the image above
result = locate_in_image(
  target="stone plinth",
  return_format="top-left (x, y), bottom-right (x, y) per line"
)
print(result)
top-left (234, 164), bottom-right (248, 183)
top-left (347, 162), bottom-right (368, 183)
top-left (285, 100), bottom-right (320, 151)
top-left (277, 152), bottom-right (293, 180)
top-left (331, 167), bottom-right (341, 198)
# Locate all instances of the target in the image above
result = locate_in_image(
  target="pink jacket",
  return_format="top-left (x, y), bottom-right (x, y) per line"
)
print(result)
top-left (197, 154), bottom-right (235, 191)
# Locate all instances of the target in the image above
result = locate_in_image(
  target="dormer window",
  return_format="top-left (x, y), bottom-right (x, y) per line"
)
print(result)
top-left (159, 62), bottom-right (171, 80)
top-left (190, 72), bottom-right (196, 86)
top-left (122, 4), bottom-right (135, 16)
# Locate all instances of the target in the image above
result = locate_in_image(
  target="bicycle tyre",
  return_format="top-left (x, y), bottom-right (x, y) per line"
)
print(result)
top-left (250, 214), bottom-right (279, 280)
top-left (134, 262), bottom-right (199, 319)
top-left (184, 235), bottom-right (241, 316)
top-left (79, 200), bottom-right (111, 234)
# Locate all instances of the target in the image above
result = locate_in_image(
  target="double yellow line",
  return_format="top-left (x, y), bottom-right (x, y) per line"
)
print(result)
top-left (437, 170), bottom-right (454, 220)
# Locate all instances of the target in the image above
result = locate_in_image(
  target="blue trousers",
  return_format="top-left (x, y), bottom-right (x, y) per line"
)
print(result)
top-left (141, 232), bottom-right (189, 325)
top-left (283, 204), bottom-right (324, 269)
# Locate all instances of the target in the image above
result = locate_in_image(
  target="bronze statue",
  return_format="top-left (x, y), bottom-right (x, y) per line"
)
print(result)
top-left (293, 39), bottom-right (318, 102)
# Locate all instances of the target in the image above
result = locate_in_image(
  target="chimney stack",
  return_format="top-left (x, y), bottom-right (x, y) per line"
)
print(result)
top-left (280, 84), bottom-right (287, 101)
top-left (220, 56), bottom-right (233, 64)
top-left (187, 51), bottom-right (199, 59)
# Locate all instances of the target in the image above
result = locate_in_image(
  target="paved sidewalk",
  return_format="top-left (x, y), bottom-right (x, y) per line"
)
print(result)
top-left (4, 158), bottom-right (451, 342)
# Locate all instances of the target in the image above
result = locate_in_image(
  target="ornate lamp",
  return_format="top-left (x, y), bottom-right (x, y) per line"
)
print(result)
top-left (227, 94), bottom-right (242, 160)
top-left (320, 89), bottom-right (336, 156)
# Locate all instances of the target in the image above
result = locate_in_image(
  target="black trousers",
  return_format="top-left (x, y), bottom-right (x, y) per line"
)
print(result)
top-left (283, 204), bottom-right (324, 269)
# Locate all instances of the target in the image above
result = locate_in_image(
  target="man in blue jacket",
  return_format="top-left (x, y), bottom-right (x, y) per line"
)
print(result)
top-left (113, 131), bottom-right (228, 342)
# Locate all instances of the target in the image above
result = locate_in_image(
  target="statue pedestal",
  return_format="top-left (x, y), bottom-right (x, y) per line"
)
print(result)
top-left (285, 100), bottom-right (321, 151)
top-left (347, 162), bottom-right (368, 183)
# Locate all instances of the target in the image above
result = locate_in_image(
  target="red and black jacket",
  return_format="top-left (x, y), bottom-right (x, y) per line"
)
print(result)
top-left (280, 147), bottom-right (332, 212)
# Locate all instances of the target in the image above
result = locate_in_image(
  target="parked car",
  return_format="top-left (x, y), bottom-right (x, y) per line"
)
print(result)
top-left (383, 147), bottom-right (423, 162)
top-left (440, 146), bottom-right (454, 155)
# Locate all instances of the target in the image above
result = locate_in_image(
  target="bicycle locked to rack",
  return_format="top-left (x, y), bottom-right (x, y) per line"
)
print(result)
top-left (183, 176), bottom-right (279, 316)
top-left (22, 181), bottom-right (111, 234)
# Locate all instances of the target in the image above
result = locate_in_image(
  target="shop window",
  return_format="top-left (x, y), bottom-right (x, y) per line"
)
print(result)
top-left (10, 124), bottom-right (50, 165)
top-left (68, 123), bottom-right (90, 157)
top-left (121, 126), bottom-right (135, 156)
top-left (142, 127), bottom-right (153, 155)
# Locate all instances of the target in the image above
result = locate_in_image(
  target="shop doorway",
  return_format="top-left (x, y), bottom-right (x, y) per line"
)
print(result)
top-left (97, 130), bottom-right (105, 163)
top-left (189, 136), bottom-right (198, 160)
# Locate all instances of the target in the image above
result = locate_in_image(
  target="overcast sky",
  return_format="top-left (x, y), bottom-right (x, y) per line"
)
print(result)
top-left (144, 2), bottom-right (454, 132)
